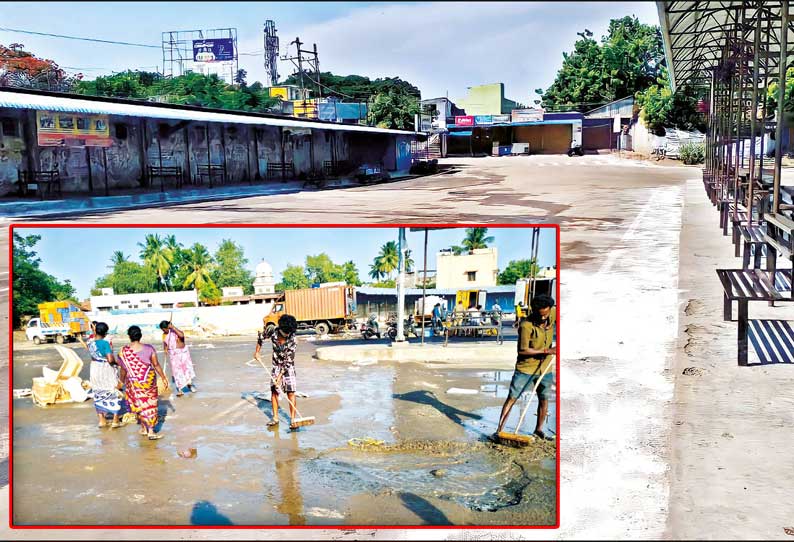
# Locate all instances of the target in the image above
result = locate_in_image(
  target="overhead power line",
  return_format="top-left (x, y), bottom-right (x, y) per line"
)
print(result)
top-left (0, 26), bottom-right (159, 48)
top-left (0, 27), bottom-right (262, 56)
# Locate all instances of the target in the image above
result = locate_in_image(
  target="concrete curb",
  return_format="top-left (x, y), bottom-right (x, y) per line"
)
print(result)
top-left (314, 342), bottom-right (516, 365)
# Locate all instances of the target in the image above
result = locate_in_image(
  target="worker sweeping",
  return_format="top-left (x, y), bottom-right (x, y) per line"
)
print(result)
top-left (496, 294), bottom-right (556, 442)
top-left (253, 313), bottom-right (310, 430)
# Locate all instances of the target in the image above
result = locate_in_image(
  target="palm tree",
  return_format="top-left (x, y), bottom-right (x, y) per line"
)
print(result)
top-left (451, 228), bottom-right (495, 255)
top-left (404, 249), bottom-right (415, 273)
top-left (138, 234), bottom-right (174, 291)
top-left (109, 251), bottom-right (129, 268)
top-left (368, 262), bottom-right (385, 281)
top-left (182, 243), bottom-right (215, 290)
top-left (374, 241), bottom-right (400, 280)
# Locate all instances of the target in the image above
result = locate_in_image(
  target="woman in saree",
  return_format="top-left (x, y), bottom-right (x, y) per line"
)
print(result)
top-left (117, 325), bottom-right (169, 440)
top-left (159, 320), bottom-right (196, 396)
top-left (77, 321), bottom-right (122, 429)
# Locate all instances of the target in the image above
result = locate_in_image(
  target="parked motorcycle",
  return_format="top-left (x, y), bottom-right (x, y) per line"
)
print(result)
top-left (386, 317), bottom-right (419, 340)
top-left (360, 315), bottom-right (381, 340)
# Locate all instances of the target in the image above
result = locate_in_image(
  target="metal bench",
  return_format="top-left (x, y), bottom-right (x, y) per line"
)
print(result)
top-left (716, 268), bottom-right (794, 365)
top-left (196, 164), bottom-right (225, 187)
top-left (763, 212), bottom-right (794, 292)
top-left (747, 319), bottom-right (794, 364)
top-left (16, 170), bottom-right (61, 200)
top-left (739, 224), bottom-right (766, 269)
top-left (266, 162), bottom-right (294, 181)
top-left (147, 165), bottom-right (183, 190)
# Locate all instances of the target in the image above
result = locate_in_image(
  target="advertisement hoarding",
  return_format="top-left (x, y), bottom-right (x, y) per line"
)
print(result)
top-left (192, 38), bottom-right (235, 62)
top-left (36, 111), bottom-right (112, 147)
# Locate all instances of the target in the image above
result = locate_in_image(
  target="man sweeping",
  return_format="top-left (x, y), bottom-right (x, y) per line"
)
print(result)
top-left (254, 314), bottom-right (307, 430)
top-left (496, 294), bottom-right (556, 441)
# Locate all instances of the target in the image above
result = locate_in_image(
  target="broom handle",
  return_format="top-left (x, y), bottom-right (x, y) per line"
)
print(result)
top-left (255, 357), bottom-right (306, 419)
top-left (513, 355), bottom-right (554, 435)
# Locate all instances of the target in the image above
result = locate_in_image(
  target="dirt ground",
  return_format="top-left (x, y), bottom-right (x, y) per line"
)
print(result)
top-left (10, 334), bottom-right (555, 527)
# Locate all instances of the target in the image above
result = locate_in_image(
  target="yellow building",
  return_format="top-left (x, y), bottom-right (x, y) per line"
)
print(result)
top-left (268, 85), bottom-right (306, 101)
top-left (454, 83), bottom-right (522, 116)
top-left (436, 248), bottom-right (499, 289)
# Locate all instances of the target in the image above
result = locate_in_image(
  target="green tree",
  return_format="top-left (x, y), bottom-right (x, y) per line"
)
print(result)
top-left (92, 260), bottom-right (156, 296)
top-left (371, 241), bottom-right (400, 280)
top-left (305, 253), bottom-right (345, 284)
top-left (138, 234), bottom-right (174, 292)
top-left (541, 17), bottom-right (664, 111)
top-left (369, 88), bottom-right (421, 130)
top-left (342, 260), bottom-right (362, 286)
top-left (110, 251), bottom-right (130, 266)
top-left (198, 280), bottom-right (222, 305)
top-left (181, 243), bottom-right (215, 290)
top-left (497, 259), bottom-right (540, 285)
top-left (212, 239), bottom-right (254, 294)
top-left (451, 228), bottom-right (495, 255)
top-left (277, 264), bottom-right (310, 290)
top-left (635, 70), bottom-right (706, 133)
top-left (12, 233), bottom-right (77, 327)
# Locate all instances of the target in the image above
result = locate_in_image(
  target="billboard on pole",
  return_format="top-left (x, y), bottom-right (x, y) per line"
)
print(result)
top-left (192, 38), bottom-right (235, 62)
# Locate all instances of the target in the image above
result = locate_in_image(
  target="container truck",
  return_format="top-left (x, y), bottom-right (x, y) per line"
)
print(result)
top-left (264, 285), bottom-right (356, 335)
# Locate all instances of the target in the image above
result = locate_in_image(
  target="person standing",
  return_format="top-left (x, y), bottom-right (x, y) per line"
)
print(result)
top-left (431, 303), bottom-right (443, 333)
top-left (496, 294), bottom-right (556, 441)
top-left (117, 325), bottom-right (169, 440)
top-left (254, 314), bottom-right (301, 430)
top-left (160, 320), bottom-right (197, 397)
top-left (77, 322), bottom-right (122, 429)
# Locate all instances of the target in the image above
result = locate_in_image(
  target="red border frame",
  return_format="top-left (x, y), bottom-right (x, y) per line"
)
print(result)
top-left (7, 223), bottom-right (560, 530)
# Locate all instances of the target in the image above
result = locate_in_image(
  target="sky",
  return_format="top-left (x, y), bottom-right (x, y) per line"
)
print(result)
top-left (2, 1), bottom-right (659, 104)
top-left (21, 226), bottom-right (558, 299)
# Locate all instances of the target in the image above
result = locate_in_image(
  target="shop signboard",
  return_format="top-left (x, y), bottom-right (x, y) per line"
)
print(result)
top-left (454, 115), bottom-right (475, 127)
top-left (474, 115), bottom-right (493, 125)
top-left (492, 114), bottom-right (511, 124)
top-left (511, 108), bottom-right (544, 122)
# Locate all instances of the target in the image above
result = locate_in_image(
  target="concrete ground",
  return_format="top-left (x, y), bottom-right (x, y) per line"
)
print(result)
top-left (1, 153), bottom-right (791, 539)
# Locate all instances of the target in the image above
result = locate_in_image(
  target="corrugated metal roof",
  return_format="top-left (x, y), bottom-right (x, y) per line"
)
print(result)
top-left (0, 89), bottom-right (416, 136)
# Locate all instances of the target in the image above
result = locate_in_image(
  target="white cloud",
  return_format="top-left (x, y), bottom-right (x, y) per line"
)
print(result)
top-left (237, 1), bottom-right (659, 102)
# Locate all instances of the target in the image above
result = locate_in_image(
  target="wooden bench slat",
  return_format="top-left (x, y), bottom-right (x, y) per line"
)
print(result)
top-left (765, 212), bottom-right (794, 233)
top-left (763, 233), bottom-right (793, 261)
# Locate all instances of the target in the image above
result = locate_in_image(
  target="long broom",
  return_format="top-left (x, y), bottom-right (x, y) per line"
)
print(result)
top-left (495, 356), bottom-right (554, 447)
top-left (255, 357), bottom-right (315, 429)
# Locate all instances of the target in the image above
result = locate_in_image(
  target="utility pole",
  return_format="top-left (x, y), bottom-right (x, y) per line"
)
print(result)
top-left (282, 36), bottom-right (321, 101)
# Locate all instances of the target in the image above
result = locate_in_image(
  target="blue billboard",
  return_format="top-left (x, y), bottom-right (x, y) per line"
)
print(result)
top-left (192, 38), bottom-right (235, 62)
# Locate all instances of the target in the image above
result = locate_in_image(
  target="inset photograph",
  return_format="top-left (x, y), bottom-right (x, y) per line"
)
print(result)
top-left (10, 225), bottom-right (559, 527)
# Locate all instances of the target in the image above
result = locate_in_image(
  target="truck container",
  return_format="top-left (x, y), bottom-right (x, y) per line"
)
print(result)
top-left (264, 285), bottom-right (356, 335)
top-left (27, 301), bottom-right (90, 344)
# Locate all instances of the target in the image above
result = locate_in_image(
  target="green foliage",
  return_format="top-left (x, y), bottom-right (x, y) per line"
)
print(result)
top-left (198, 280), bottom-right (222, 305)
top-left (182, 243), bottom-right (215, 290)
top-left (635, 70), bottom-right (706, 133)
top-left (74, 70), bottom-right (280, 113)
top-left (341, 261), bottom-right (362, 287)
top-left (541, 16), bottom-right (664, 111)
top-left (370, 241), bottom-right (400, 280)
top-left (277, 264), bottom-right (311, 291)
top-left (13, 233), bottom-right (77, 327)
top-left (369, 89), bottom-right (420, 130)
top-left (138, 233), bottom-right (174, 292)
top-left (497, 259), bottom-right (540, 285)
top-left (679, 141), bottom-right (705, 165)
top-left (92, 261), bottom-right (156, 296)
top-left (451, 228), bottom-right (495, 255)
top-left (370, 279), bottom-right (396, 288)
top-left (212, 239), bottom-right (254, 295)
top-left (282, 71), bottom-right (420, 101)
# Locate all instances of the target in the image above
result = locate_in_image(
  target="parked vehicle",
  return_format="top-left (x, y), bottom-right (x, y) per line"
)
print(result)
top-left (27, 301), bottom-right (90, 345)
top-left (360, 315), bottom-right (381, 340)
top-left (264, 285), bottom-right (356, 336)
top-left (386, 317), bottom-right (419, 340)
top-left (567, 141), bottom-right (584, 156)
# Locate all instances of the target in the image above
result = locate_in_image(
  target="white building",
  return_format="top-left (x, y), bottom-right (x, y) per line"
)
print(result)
top-left (222, 286), bottom-right (244, 298)
top-left (436, 248), bottom-right (499, 289)
top-left (253, 259), bottom-right (276, 295)
top-left (90, 289), bottom-right (199, 312)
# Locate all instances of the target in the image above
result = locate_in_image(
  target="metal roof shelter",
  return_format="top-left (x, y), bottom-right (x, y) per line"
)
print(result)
top-left (0, 87), bottom-right (417, 136)
top-left (658, 1), bottom-right (794, 364)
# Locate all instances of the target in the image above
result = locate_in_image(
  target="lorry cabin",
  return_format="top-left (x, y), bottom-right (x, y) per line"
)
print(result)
top-left (264, 285), bottom-right (356, 336)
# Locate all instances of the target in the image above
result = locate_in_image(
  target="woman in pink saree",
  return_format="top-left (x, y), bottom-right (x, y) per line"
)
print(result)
top-left (118, 325), bottom-right (169, 440)
top-left (160, 320), bottom-right (196, 396)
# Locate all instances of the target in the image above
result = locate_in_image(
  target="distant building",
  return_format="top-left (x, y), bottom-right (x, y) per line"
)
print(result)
top-left (455, 83), bottom-right (523, 116)
top-left (421, 97), bottom-right (466, 130)
top-left (254, 260), bottom-right (276, 295)
top-left (436, 248), bottom-right (499, 289)
top-left (221, 286), bottom-right (244, 298)
top-left (268, 85), bottom-right (308, 101)
top-left (90, 289), bottom-right (199, 312)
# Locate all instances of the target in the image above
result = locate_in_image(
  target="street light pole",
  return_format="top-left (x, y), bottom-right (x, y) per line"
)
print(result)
top-left (396, 227), bottom-right (406, 342)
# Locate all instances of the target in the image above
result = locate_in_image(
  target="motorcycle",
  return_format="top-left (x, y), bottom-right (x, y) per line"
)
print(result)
top-left (386, 317), bottom-right (419, 340)
top-left (567, 141), bottom-right (584, 157)
top-left (360, 316), bottom-right (381, 340)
